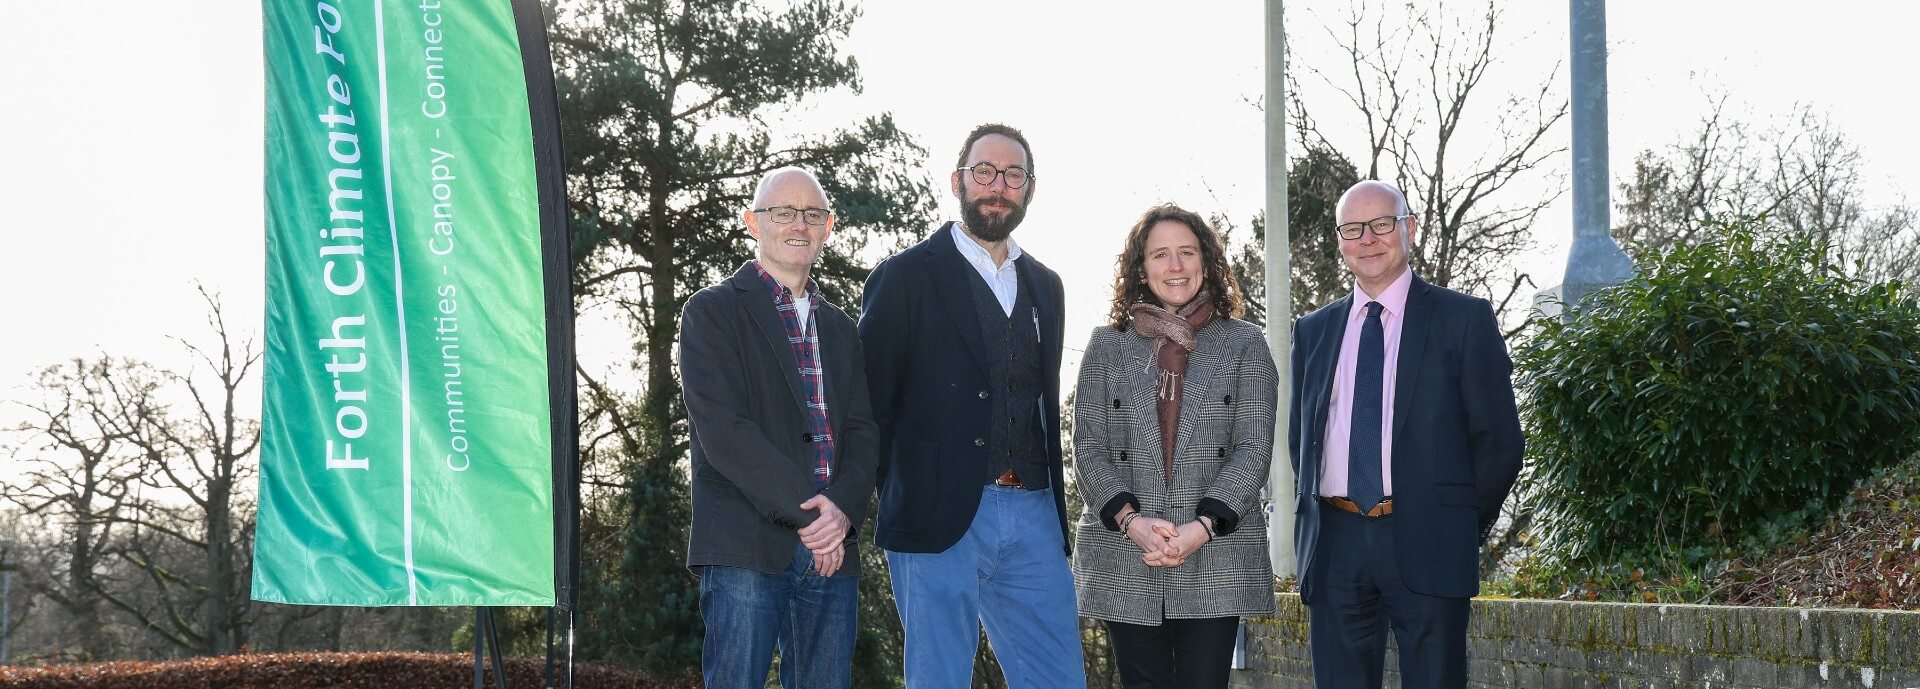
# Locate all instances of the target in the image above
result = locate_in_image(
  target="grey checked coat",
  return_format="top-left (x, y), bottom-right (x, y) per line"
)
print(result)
top-left (1071, 318), bottom-right (1278, 625)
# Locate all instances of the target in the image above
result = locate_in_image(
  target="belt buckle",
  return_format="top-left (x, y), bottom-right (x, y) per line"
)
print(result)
top-left (995, 468), bottom-right (1023, 488)
top-left (1322, 495), bottom-right (1391, 517)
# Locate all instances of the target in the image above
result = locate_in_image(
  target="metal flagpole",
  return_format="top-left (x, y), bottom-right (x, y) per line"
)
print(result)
top-left (1264, 0), bottom-right (1296, 579)
top-left (1560, 0), bottom-right (1633, 311)
top-left (1246, 0), bottom-right (1295, 672)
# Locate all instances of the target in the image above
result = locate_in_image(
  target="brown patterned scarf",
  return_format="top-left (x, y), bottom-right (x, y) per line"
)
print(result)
top-left (1127, 292), bottom-right (1217, 484)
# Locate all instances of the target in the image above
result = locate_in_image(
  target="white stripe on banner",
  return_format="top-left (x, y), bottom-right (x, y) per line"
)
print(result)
top-left (373, 0), bottom-right (420, 606)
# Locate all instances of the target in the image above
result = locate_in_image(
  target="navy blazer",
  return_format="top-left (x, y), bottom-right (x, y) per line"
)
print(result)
top-left (1289, 274), bottom-right (1523, 600)
top-left (859, 222), bottom-right (1070, 555)
top-left (679, 263), bottom-right (880, 576)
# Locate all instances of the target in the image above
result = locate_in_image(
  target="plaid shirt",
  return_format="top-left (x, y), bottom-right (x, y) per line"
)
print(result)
top-left (752, 261), bottom-right (834, 489)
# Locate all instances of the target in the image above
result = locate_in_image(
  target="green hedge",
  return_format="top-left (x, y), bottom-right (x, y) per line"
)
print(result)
top-left (1516, 220), bottom-right (1920, 569)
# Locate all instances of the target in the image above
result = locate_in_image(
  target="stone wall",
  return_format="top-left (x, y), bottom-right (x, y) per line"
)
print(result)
top-left (1232, 594), bottom-right (1920, 688)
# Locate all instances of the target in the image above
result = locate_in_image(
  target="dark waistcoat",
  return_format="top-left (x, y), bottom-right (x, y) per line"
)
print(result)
top-left (964, 267), bottom-right (1049, 490)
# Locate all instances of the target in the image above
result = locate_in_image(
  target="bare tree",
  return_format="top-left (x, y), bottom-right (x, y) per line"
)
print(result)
top-left (1771, 112), bottom-right (1920, 287)
top-left (4, 357), bottom-right (154, 660)
top-left (3, 289), bottom-right (262, 659)
top-left (1615, 100), bottom-right (1920, 288)
top-left (99, 287), bottom-right (260, 655)
top-left (1298, 0), bottom-right (1569, 323)
top-left (1, 514), bottom-right (47, 661)
top-left (1843, 204), bottom-right (1920, 289)
top-left (1613, 96), bottom-right (1778, 252)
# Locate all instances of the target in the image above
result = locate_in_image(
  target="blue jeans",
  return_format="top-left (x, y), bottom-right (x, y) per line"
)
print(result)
top-left (887, 485), bottom-right (1087, 689)
top-left (699, 541), bottom-right (859, 689)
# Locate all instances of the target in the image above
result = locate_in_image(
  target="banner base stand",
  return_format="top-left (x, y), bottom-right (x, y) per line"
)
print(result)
top-left (543, 606), bottom-right (575, 689)
top-left (472, 607), bottom-right (510, 689)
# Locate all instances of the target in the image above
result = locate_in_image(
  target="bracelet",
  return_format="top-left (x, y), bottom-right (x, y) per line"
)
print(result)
top-left (1119, 512), bottom-right (1141, 534)
top-left (1198, 516), bottom-right (1217, 541)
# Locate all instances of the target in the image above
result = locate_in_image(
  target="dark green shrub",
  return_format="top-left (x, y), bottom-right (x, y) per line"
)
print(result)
top-left (1516, 219), bottom-right (1920, 569)
top-left (580, 456), bottom-right (702, 678)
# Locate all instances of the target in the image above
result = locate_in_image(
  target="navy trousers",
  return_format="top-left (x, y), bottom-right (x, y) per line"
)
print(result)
top-left (1306, 507), bottom-right (1470, 689)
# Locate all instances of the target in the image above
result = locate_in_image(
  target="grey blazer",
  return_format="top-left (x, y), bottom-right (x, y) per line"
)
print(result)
top-left (1071, 318), bottom-right (1278, 624)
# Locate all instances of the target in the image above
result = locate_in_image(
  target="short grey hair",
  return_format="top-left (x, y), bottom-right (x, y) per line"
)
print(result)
top-left (1339, 179), bottom-right (1411, 216)
top-left (752, 166), bottom-right (831, 209)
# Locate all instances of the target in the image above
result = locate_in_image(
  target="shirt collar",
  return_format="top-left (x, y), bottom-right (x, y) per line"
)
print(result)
top-left (1348, 268), bottom-right (1414, 322)
top-left (952, 222), bottom-right (1023, 271)
top-left (749, 260), bottom-right (820, 304)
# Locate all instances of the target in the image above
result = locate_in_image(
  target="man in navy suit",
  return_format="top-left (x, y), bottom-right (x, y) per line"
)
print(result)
top-left (859, 124), bottom-right (1086, 688)
top-left (1289, 180), bottom-right (1523, 689)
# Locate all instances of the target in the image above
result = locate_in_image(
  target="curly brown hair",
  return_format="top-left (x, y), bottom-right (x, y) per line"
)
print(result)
top-left (1106, 203), bottom-right (1243, 330)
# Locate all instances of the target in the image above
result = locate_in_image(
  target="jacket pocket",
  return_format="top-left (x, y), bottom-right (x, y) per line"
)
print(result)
top-left (693, 461), bottom-right (734, 486)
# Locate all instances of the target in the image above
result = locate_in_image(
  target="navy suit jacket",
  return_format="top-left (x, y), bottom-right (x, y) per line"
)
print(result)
top-left (1289, 274), bottom-right (1523, 600)
top-left (859, 222), bottom-right (1070, 555)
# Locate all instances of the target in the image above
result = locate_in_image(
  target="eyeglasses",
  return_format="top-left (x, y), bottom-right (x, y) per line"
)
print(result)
top-left (753, 206), bottom-right (833, 226)
top-left (1333, 214), bottom-right (1413, 240)
top-left (956, 162), bottom-right (1033, 189)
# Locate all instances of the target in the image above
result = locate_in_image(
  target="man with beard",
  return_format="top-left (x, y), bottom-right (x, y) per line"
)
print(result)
top-left (680, 167), bottom-right (879, 688)
top-left (859, 124), bottom-right (1085, 688)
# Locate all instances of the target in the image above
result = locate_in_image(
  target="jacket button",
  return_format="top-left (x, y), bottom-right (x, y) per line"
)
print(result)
top-left (1217, 447), bottom-right (1228, 458)
top-left (1119, 451), bottom-right (1128, 462)
top-left (974, 438), bottom-right (986, 447)
top-left (1224, 395), bottom-right (1233, 404)
top-left (801, 432), bottom-right (814, 443)
top-left (979, 390), bottom-right (990, 399)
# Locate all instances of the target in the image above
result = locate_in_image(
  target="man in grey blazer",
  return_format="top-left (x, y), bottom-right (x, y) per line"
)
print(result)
top-left (678, 167), bottom-right (880, 689)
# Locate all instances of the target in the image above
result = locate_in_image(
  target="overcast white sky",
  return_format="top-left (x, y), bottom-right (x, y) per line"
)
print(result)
top-left (2, 1), bottom-right (1916, 437)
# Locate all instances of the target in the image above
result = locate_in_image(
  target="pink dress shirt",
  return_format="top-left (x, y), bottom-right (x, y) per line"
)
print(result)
top-left (1318, 269), bottom-right (1413, 499)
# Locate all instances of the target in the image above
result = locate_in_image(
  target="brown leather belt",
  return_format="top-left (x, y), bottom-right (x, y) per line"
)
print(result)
top-left (1321, 495), bottom-right (1393, 517)
top-left (994, 468), bottom-right (1024, 488)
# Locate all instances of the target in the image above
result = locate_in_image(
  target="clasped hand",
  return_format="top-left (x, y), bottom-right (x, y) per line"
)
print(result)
top-left (1125, 514), bottom-right (1210, 567)
top-left (798, 494), bottom-right (849, 577)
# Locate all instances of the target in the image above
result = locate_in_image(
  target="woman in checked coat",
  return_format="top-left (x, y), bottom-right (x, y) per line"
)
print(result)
top-left (1072, 203), bottom-right (1277, 689)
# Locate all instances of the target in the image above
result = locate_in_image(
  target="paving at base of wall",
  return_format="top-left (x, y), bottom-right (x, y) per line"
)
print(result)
top-left (1231, 593), bottom-right (1920, 689)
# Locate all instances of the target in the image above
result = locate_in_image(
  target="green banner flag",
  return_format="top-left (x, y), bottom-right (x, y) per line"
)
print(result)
top-left (253, 0), bottom-right (559, 606)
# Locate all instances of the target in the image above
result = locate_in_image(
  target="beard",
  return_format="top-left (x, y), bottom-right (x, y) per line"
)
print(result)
top-left (960, 191), bottom-right (1027, 242)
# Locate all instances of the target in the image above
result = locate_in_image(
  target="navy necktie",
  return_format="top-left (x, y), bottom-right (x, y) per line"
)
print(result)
top-left (1348, 301), bottom-right (1386, 511)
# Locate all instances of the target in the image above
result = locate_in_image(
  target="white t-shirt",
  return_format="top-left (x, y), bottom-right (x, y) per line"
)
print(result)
top-left (793, 294), bottom-right (811, 331)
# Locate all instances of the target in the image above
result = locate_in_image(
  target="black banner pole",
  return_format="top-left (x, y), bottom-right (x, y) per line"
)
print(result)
top-left (508, 1), bottom-right (580, 687)
top-left (471, 608), bottom-right (486, 689)
top-left (488, 607), bottom-right (511, 688)
top-left (544, 606), bottom-right (556, 689)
